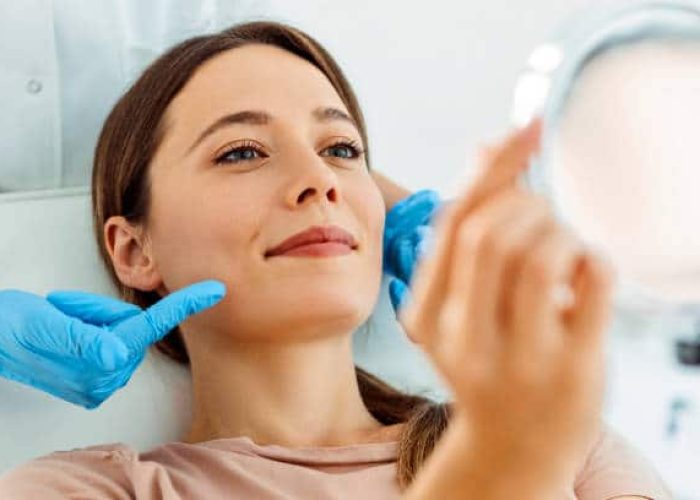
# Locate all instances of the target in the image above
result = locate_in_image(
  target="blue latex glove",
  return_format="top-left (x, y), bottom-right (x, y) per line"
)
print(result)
top-left (0, 280), bottom-right (225, 409)
top-left (383, 189), bottom-right (445, 317)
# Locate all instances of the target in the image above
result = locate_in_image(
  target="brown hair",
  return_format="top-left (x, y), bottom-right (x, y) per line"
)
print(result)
top-left (92, 20), bottom-right (452, 490)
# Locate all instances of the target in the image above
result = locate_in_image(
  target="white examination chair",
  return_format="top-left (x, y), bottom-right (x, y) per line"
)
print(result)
top-left (0, 187), bottom-right (449, 474)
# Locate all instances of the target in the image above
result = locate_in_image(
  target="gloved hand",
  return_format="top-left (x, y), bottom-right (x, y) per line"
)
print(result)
top-left (383, 189), bottom-right (446, 317)
top-left (0, 280), bottom-right (225, 409)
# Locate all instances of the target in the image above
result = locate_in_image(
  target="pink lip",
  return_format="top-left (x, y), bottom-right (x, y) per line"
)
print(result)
top-left (265, 225), bottom-right (358, 258)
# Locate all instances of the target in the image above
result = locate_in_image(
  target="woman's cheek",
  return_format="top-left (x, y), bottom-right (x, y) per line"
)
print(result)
top-left (365, 182), bottom-right (386, 247)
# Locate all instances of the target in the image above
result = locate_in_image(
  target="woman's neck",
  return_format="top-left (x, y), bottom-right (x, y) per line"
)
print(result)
top-left (182, 331), bottom-right (395, 448)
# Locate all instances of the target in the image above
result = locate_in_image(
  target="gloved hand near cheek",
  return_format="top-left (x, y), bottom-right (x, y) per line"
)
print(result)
top-left (0, 280), bottom-right (225, 409)
top-left (382, 189), bottom-right (448, 317)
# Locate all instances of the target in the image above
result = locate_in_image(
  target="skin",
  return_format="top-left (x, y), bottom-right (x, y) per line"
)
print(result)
top-left (104, 43), bottom-right (401, 447)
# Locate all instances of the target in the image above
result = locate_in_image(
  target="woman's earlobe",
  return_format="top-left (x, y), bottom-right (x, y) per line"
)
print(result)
top-left (104, 216), bottom-right (162, 292)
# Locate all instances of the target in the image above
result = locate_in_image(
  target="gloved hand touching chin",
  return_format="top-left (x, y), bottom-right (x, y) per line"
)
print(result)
top-left (0, 280), bottom-right (225, 409)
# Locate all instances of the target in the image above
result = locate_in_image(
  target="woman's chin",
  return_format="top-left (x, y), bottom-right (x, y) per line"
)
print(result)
top-left (264, 293), bottom-right (373, 329)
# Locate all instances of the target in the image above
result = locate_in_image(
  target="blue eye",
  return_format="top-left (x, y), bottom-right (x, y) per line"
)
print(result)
top-left (321, 140), bottom-right (365, 160)
top-left (215, 142), bottom-right (264, 165)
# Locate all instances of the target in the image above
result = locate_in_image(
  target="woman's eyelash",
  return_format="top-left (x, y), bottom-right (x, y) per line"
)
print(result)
top-left (214, 139), bottom-right (365, 165)
top-left (320, 139), bottom-right (366, 160)
top-left (214, 140), bottom-right (265, 165)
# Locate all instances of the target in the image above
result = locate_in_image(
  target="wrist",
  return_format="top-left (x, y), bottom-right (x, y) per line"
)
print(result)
top-left (403, 416), bottom-right (568, 500)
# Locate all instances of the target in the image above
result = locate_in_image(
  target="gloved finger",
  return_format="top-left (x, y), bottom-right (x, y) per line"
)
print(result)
top-left (404, 192), bottom-right (442, 224)
top-left (392, 226), bottom-right (435, 285)
top-left (389, 278), bottom-right (410, 316)
top-left (114, 279), bottom-right (226, 355)
top-left (412, 191), bottom-right (443, 225)
top-left (384, 191), bottom-right (440, 250)
top-left (390, 189), bottom-right (442, 220)
top-left (394, 237), bottom-right (416, 284)
top-left (47, 290), bottom-right (142, 326)
top-left (28, 317), bottom-right (131, 371)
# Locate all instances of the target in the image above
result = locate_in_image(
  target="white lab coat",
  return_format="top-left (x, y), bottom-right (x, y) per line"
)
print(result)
top-left (0, 0), bottom-right (271, 193)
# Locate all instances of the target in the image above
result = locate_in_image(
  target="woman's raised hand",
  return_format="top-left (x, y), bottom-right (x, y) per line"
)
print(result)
top-left (0, 280), bottom-right (225, 409)
top-left (400, 119), bottom-right (615, 497)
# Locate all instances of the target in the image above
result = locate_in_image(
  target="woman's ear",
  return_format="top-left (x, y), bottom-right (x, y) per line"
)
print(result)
top-left (104, 216), bottom-right (162, 291)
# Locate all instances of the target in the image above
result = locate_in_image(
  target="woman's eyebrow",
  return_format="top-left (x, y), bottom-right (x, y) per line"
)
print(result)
top-left (186, 107), bottom-right (358, 155)
top-left (312, 107), bottom-right (357, 128)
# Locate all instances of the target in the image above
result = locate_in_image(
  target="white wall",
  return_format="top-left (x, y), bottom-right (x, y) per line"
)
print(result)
top-left (258, 0), bottom-right (601, 196)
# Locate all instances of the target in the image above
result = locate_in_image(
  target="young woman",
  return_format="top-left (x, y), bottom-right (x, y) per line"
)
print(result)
top-left (0, 21), bottom-right (671, 499)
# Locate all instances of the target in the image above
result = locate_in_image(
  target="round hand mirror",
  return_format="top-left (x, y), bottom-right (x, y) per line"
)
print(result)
top-left (511, 1), bottom-right (700, 361)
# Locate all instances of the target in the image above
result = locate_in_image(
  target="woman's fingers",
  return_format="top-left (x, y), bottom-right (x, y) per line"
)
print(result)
top-left (400, 118), bottom-right (542, 346)
top-left (466, 119), bottom-right (541, 206)
top-left (479, 197), bottom-right (552, 333)
top-left (509, 226), bottom-right (587, 362)
top-left (564, 252), bottom-right (615, 354)
top-left (438, 192), bottom-right (545, 358)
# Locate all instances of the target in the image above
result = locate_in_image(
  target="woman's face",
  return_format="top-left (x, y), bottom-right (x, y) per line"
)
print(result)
top-left (142, 43), bottom-right (385, 343)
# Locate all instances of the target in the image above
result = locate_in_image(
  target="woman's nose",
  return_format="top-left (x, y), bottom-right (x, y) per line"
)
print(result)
top-left (284, 146), bottom-right (341, 208)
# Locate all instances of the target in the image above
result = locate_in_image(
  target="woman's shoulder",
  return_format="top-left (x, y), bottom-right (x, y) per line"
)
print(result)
top-left (575, 423), bottom-right (673, 500)
top-left (0, 442), bottom-right (137, 499)
top-left (2, 441), bottom-right (136, 470)
top-left (45, 441), bottom-right (136, 458)
top-left (17, 442), bottom-right (139, 469)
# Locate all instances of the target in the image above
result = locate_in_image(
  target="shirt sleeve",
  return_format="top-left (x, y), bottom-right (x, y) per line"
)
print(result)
top-left (0, 443), bottom-right (134, 500)
top-left (574, 425), bottom-right (674, 500)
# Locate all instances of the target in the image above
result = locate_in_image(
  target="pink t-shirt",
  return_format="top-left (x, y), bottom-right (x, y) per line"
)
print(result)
top-left (0, 425), bottom-right (672, 499)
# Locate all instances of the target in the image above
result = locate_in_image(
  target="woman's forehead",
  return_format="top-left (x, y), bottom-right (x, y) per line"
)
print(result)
top-left (153, 43), bottom-right (354, 169)
top-left (168, 44), bottom-right (346, 122)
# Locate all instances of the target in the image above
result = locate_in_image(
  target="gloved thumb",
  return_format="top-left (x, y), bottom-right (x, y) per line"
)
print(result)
top-left (114, 280), bottom-right (226, 355)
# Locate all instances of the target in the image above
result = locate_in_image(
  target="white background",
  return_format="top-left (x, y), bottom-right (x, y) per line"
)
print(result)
top-left (259, 0), bottom-right (596, 195)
